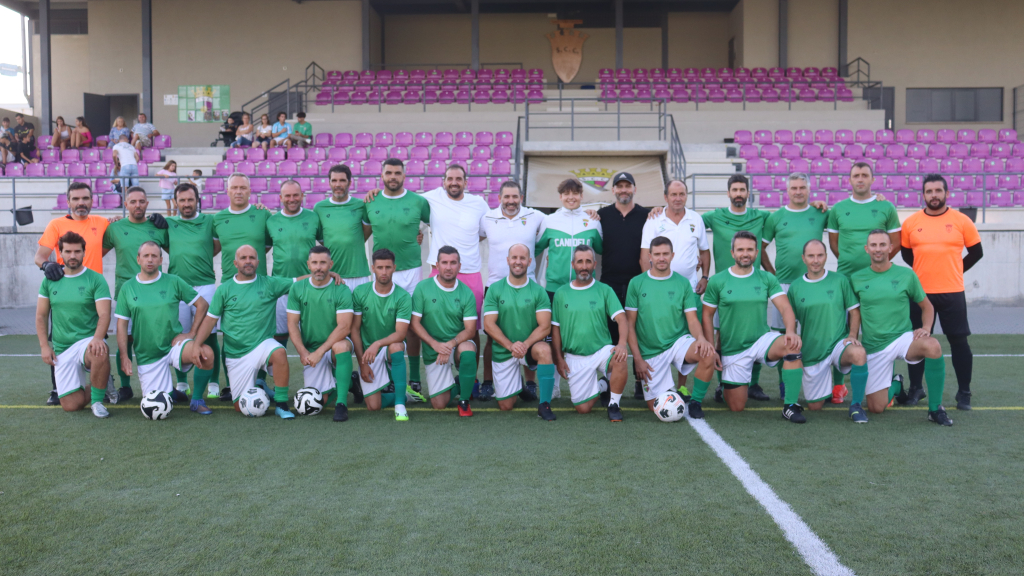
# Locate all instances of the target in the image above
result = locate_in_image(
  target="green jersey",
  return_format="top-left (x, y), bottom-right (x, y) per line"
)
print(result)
top-left (787, 271), bottom-right (858, 366)
top-left (114, 272), bottom-right (199, 365)
top-left (286, 278), bottom-right (354, 350)
top-left (267, 208), bottom-right (321, 278)
top-left (352, 282), bottom-right (412, 346)
top-left (851, 265), bottom-right (926, 354)
top-left (551, 280), bottom-right (623, 356)
top-left (482, 277), bottom-right (551, 363)
top-left (702, 268), bottom-right (784, 357)
top-left (411, 277), bottom-right (478, 364)
top-left (293, 122), bottom-right (312, 137)
top-left (167, 213), bottom-right (217, 286)
top-left (102, 218), bottom-right (169, 297)
top-left (39, 269), bottom-right (111, 355)
top-left (208, 274), bottom-right (293, 358)
top-left (213, 205), bottom-right (273, 278)
top-left (762, 206), bottom-right (829, 284)
top-left (535, 208), bottom-right (603, 293)
top-left (625, 271), bottom-right (700, 360)
top-left (825, 197), bottom-right (901, 277)
top-left (702, 207), bottom-right (770, 272)
top-left (364, 191), bottom-right (430, 272)
top-left (314, 197), bottom-right (370, 278)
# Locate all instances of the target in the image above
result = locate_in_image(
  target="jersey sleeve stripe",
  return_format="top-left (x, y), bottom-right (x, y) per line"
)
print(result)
top-left (95, 297), bottom-right (111, 302)
top-left (702, 302), bottom-right (718, 308)
top-left (286, 309), bottom-right (301, 315)
top-left (536, 308), bottom-right (551, 313)
top-left (550, 321), bottom-right (560, 326)
top-left (206, 312), bottom-right (221, 320)
top-left (353, 311), bottom-right (363, 315)
top-left (609, 309), bottom-right (624, 320)
top-left (336, 308), bottom-right (354, 314)
top-left (886, 227), bottom-right (901, 233)
top-left (396, 318), bottom-right (410, 324)
top-left (114, 314), bottom-right (131, 321)
top-left (684, 307), bottom-right (698, 313)
top-left (38, 294), bottom-right (48, 299)
top-left (769, 292), bottom-right (786, 300)
top-left (411, 311), bottom-right (423, 317)
top-left (846, 303), bottom-right (860, 311)
top-left (824, 228), bottom-right (838, 233)
top-left (624, 307), bottom-right (638, 311)
top-left (483, 311), bottom-right (499, 316)
top-left (187, 294), bottom-right (201, 306)
top-left (463, 316), bottom-right (478, 321)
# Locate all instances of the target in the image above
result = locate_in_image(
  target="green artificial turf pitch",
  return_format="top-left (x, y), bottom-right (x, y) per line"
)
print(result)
top-left (1, 334), bottom-right (1022, 576)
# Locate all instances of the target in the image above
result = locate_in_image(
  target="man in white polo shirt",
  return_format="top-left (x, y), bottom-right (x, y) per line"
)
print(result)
top-left (640, 179), bottom-right (710, 291)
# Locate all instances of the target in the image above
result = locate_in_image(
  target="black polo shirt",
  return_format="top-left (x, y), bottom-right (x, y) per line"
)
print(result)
top-left (597, 202), bottom-right (650, 287)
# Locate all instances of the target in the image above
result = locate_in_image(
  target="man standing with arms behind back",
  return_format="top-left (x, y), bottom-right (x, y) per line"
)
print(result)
top-left (901, 175), bottom-right (983, 411)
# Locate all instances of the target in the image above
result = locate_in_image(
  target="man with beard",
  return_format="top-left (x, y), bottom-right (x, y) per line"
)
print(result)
top-left (826, 162), bottom-right (901, 278)
top-left (900, 174), bottom-right (982, 411)
top-left (267, 180), bottom-right (322, 345)
top-left (551, 245), bottom-right (628, 420)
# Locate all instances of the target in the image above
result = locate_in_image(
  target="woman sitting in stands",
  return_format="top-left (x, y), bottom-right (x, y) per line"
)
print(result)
top-left (233, 113), bottom-right (254, 148)
top-left (254, 114), bottom-right (273, 151)
top-left (70, 117), bottom-right (93, 149)
top-left (52, 116), bottom-right (72, 151)
top-left (108, 116), bottom-right (131, 148)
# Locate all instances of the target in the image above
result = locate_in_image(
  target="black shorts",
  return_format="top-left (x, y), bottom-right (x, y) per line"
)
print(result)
top-left (910, 291), bottom-right (971, 337)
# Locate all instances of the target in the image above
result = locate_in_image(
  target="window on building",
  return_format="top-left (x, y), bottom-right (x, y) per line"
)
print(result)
top-left (906, 88), bottom-right (1003, 123)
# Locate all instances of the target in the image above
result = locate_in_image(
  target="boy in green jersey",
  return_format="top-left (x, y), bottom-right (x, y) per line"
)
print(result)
top-left (851, 231), bottom-right (951, 425)
top-left (286, 246), bottom-right (355, 418)
top-left (268, 180), bottom-right (322, 342)
top-left (114, 242), bottom-right (216, 414)
top-left (351, 249), bottom-right (413, 422)
top-left (411, 246), bottom-right (479, 416)
top-left (625, 237), bottom-right (715, 417)
top-left (482, 244), bottom-right (556, 419)
top-left (535, 178), bottom-right (603, 296)
top-left (551, 245), bottom-right (629, 421)
top-left (35, 231), bottom-right (113, 417)
top-left (699, 231), bottom-right (807, 423)
top-left (787, 240), bottom-right (870, 423)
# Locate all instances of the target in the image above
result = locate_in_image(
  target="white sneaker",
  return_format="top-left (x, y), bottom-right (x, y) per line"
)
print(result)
top-left (206, 383), bottom-right (219, 399)
top-left (91, 402), bottom-right (110, 418)
top-left (176, 382), bottom-right (190, 395)
top-left (394, 404), bottom-right (409, 421)
top-left (551, 383), bottom-right (562, 399)
top-left (105, 375), bottom-right (119, 404)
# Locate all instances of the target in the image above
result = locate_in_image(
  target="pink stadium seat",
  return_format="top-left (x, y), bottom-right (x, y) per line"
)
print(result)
top-left (267, 148), bottom-right (286, 162)
top-left (471, 146), bottom-right (491, 160)
top-left (767, 158), bottom-right (788, 174)
top-left (425, 159), bottom-right (446, 175)
top-left (819, 175), bottom-right (840, 191)
top-left (206, 178), bottom-right (225, 193)
top-left (353, 133), bottom-right (372, 147)
top-left (435, 132), bottom-right (453, 146)
top-left (897, 191), bottom-right (921, 207)
top-left (311, 177), bottom-right (330, 193)
top-left (895, 129), bottom-right (915, 144)
top-left (62, 149), bottom-right (81, 162)
top-left (988, 191), bottom-right (1014, 207)
top-left (875, 130), bottom-right (895, 145)
top-left (907, 144), bottom-right (927, 159)
top-left (814, 130), bottom-right (834, 145)
top-left (957, 129), bottom-right (977, 143)
top-left (40, 149), bottom-right (59, 163)
top-left (734, 131), bottom-right (753, 145)
top-left (82, 149), bottom-right (100, 163)
top-left (368, 146), bottom-right (387, 161)
top-left (963, 157), bottom-right (984, 173)
top-left (375, 133), bottom-right (394, 147)
top-left (260, 193), bottom-right (281, 210)
top-left (299, 160), bottom-right (318, 176)
top-left (409, 146), bottom-right (429, 160)
top-left (926, 144), bottom-right (947, 158)
top-left (250, 178), bottom-right (269, 193)
top-left (970, 143), bottom-right (991, 157)
top-left (794, 130), bottom-right (814, 145)
top-left (992, 143), bottom-right (1012, 158)
top-left (451, 146), bottom-right (471, 161)
top-left (245, 147), bottom-right (265, 161)
top-left (774, 130), bottom-right (793, 145)
top-left (896, 159), bottom-right (917, 174)
top-left (363, 160), bottom-right (382, 175)
top-left (984, 158), bottom-right (1005, 173)
top-left (256, 161), bottom-right (276, 176)
top-left (801, 144), bottom-right (821, 159)
top-left (725, 88), bottom-right (743, 103)
top-left (493, 145), bottom-right (512, 160)
top-left (430, 146), bottom-right (449, 161)
top-left (855, 130), bottom-right (874, 144)
top-left (864, 144), bottom-right (885, 159)
top-left (349, 147), bottom-right (368, 162)
top-left (798, 88), bottom-right (816, 102)
top-left (746, 158), bottom-right (767, 173)
top-left (998, 129), bottom-right (1018, 142)
top-left (455, 132), bottom-right (473, 146)
top-left (940, 158), bottom-right (961, 173)
top-left (268, 177), bottom-right (287, 192)
top-left (44, 163), bottom-right (63, 176)
top-left (760, 144), bottom-right (780, 159)
top-left (835, 130), bottom-right (854, 145)
top-left (1006, 157), bottom-right (1024, 172)
top-left (88, 162), bottom-right (107, 177)
top-left (214, 195), bottom-right (231, 210)
top-left (790, 158), bottom-right (810, 173)
top-left (469, 159), bottom-right (489, 175)
top-left (389, 147), bottom-right (409, 161)
top-left (4, 163), bottom-right (23, 177)
top-left (153, 135), bottom-right (171, 149)
top-left (810, 158), bottom-right (831, 174)
top-left (978, 129), bottom-right (997, 144)
top-left (491, 160), bottom-right (512, 176)
top-left (754, 130), bottom-right (773, 145)
top-left (25, 162), bottom-right (45, 176)
top-left (843, 145), bottom-right (864, 160)
top-left (491, 90), bottom-right (510, 104)
top-left (758, 191), bottom-right (783, 207)
top-left (935, 129), bottom-right (956, 144)
top-left (415, 132), bottom-right (434, 147)
top-left (405, 160), bottom-right (425, 175)
top-left (287, 148), bottom-right (307, 162)
top-left (215, 161), bottom-right (233, 176)
top-left (919, 158), bottom-right (940, 173)
top-left (885, 144), bottom-right (905, 158)
top-left (225, 148), bottom-right (245, 162)
top-left (822, 144), bottom-right (843, 159)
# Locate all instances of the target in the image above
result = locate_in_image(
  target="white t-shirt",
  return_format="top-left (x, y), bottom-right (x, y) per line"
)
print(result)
top-left (112, 142), bottom-right (138, 166)
top-left (479, 206), bottom-right (545, 286)
top-left (640, 207), bottom-right (709, 287)
top-left (422, 187), bottom-right (490, 274)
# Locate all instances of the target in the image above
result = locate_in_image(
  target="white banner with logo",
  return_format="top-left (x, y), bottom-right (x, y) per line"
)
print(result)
top-left (524, 156), bottom-right (666, 208)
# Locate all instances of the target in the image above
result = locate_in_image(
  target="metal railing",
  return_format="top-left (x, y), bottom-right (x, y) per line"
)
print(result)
top-left (524, 97), bottom-right (668, 141)
top-left (379, 62), bottom-right (524, 71)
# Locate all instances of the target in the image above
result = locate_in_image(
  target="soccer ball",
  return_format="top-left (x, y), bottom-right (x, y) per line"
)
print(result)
top-left (653, 391), bottom-right (687, 422)
top-left (238, 387), bottom-right (270, 417)
top-left (140, 390), bottom-right (172, 420)
top-left (294, 387), bottom-right (324, 416)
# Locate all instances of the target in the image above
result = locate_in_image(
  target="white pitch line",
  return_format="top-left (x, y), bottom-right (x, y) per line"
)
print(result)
top-left (687, 417), bottom-right (856, 576)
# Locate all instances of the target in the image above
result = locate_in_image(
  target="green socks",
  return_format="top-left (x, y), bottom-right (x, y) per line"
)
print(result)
top-left (90, 384), bottom-right (105, 404)
top-left (692, 376), bottom-right (712, 405)
top-left (458, 351), bottom-right (476, 401)
top-left (924, 357), bottom-right (946, 412)
top-left (889, 376), bottom-right (901, 402)
top-left (334, 351), bottom-right (353, 406)
top-left (832, 365), bottom-right (844, 387)
top-left (192, 367), bottom-right (213, 400)
top-left (850, 363), bottom-right (868, 405)
top-left (390, 351), bottom-right (407, 407)
top-left (537, 364), bottom-right (556, 403)
top-left (175, 368), bottom-right (188, 385)
top-left (782, 368), bottom-right (802, 405)
top-left (409, 355), bottom-right (420, 382)
top-left (751, 362), bottom-right (762, 386)
top-left (327, 389), bottom-right (338, 406)
top-left (274, 386), bottom-right (288, 405)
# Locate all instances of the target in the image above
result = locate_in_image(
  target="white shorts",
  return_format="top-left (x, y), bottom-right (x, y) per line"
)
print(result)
top-left (720, 332), bottom-right (781, 386)
top-left (276, 295), bottom-right (289, 335)
top-left (424, 343), bottom-right (477, 398)
top-left (111, 300), bottom-right (133, 336)
top-left (492, 355), bottom-right (537, 401)
top-left (564, 344), bottom-right (614, 405)
top-left (54, 336), bottom-right (93, 398)
top-left (179, 284), bottom-right (217, 333)
top-left (343, 275), bottom-right (373, 291)
top-left (359, 344), bottom-right (396, 396)
top-left (225, 339), bottom-right (283, 402)
top-left (302, 353), bottom-right (336, 393)
top-left (640, 335), bottom-right (698, 402)
top-left (138, 339), bottom-right (193, 395)
top-left (767, 283), bottom-right (791, 331)
top-left (802, 340), bottom-right (853, 402)
top-left (865, 332), bottom-right (921, 396)
top-left (393, 268), bottom-right (422, 296)
top-left (273, 135), bottom-right (289, 144)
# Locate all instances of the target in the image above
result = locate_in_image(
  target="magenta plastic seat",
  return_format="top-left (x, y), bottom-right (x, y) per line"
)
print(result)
top-left (790, 158), bottom-right (810, 173)
top-left (895, 159), bottom-right (917, 174)
top-left (875, 130), bottom-right (895, 145)
top-left (933, 129), bottom-right (955, 144)
top-left (314, 133), bottom-right (333, 148)
top-left (45, 163), bottom-right (65, 177)
top-left (25, 163), bottom-right (45, 177)
top-left (801, 145), bottom-right (821, 159)
top-left (759, 191), bottom-right (783, 207)
top-left (984, 158), bottom-right (1005, 173)
top-left (298, 160), bottom-right (318, 176)
top-left (471, 146), bottom-right (491, 161)
top-left (885, 144), bottom-right (906, 158)
top-left (348, 148), bottom-right (368, 162)
top-left (925, 144), bottom-right (948, 158)
top-left (813, 129), bottom-right (834, 145)
top-left (767, 158), bottom-right (788, 174)
top-left (997, 129), bottom-right (1017, 142)
top-left (367, 146), bottom-right (387, 161)
top-left (976, 129), bottom-right (997, 144)
top-left (214, 161), bottom-right (233, 176)
top-left (746, 158), bottom-right (767, 173)
top-left (822, 144), bottom-right (843, 159)
top-left (760, 145), bottom-right (780, 159)
top-left (810, 158), bottom-right (831, 174)
top-left (734, 130), bottom-right (753, 145)
top-left (425, 159), bottom-right (446, 175)
top-left (225, 148), bottom-right (245, 162)
top-left (468, 159), bottom-right (489, 175)
top-left (429, 146), bottom-right (450, 161)
top-left (153, 135), bottom-right (171, 149)
top-left (754, 130), bottom-right (773, 145)
top-left (491, 160), bottom-right (511, 176)
top-left (266, 148), bottom-right (285, 162)
top-left (818, 175), bottom-right (840, 191)
top-left (141, 148), bottom-right (162, 164)
top-left (987, 191), bottom-right (1014, 207)
top-left (940, 158), bottom-right (961, 173)
top-left (897, 192), bottom-right (921, 207)
top-left (451, 146), bottom-right (471, 161)
top-left (739, 145), bottom-right (759, 159)
top-left (957, 129), bottom-right (977, 143)
top-left (968, 143), bottom-right (991, 157)
top-left (855, 130), bottom-right (874, 144)
top-left (774, 130), bottom-right (794, 145)
top-left (991, 143), bottom-right (1012, 158)
top-left (62, 149), bottom-right (81, 162)
top-left (287, 148), bottom-right (307, 162)
top-left (388, 147), bottom-right (409, 161)
top-left (362, 160), bottom-right (382, 175)
top-left (919, 158), bottom-right (940, 173)
top-left (875, 158), bottom-right (896, 174)
top-left (835, 130), bottom-right (855, 145)
top-left (752, 176), bottom-right (773, 192)
top-left (352, 133), bottom-right (371, 147)
top-left (864, 145), bottom-right (885, 159)
top-left (761, 88), bottom-right (780, 102)
top-left (794, 130), bottom-right (814, 145)
top-left (827, 191), bottom-right (848, 205)
top-left (245, 148), bottom-right (264, 161)
top-left (256, 161), bottom-right (276, 176)
top-left (895, 129), bottom-right (915, 144)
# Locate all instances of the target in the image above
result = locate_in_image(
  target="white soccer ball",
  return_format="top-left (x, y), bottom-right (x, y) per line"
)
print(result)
top-left (653, 391), bottom-right (687, 422)
top-left (238, 387), bottom-right (270, 417)
top-left (294, 387), bottom-right (324, 416)
top-left (140, 390), bottom-right (173, 420)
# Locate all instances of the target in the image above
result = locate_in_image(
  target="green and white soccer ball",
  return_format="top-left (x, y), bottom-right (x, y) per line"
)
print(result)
top-left (653, 391), bottom-right (687, 422)
top-left (294, 387), bottom-right (324, 416)
top-left (140, 390), bottom-right (173, 420)
top-left (238, 387), bottom-right (270, 417)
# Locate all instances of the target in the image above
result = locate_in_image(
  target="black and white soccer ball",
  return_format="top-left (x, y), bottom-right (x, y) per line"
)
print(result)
top-left (140, 390), bottom-right (173, 420)
top-left (294, 387), bottom-right (324, 416)
top-left (238, 387), bottom-right (270, 417)
top-left (653, 391), bottom-right (687, 422)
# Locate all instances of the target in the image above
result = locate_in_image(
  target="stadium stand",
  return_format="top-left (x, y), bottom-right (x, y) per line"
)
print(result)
top-left (314, 68), bottom-right (546, 106)
top-left (595, 66), bottom-right (854, 103)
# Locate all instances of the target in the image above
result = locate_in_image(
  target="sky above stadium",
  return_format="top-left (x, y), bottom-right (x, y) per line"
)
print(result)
top-left (0, 6), bottom-right (29, 110)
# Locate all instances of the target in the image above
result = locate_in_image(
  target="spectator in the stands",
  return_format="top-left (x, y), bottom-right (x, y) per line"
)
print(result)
top-left (130, 112), bottom-right (159, 150)
top-left (0, 134), bottom-right (15, 169)
top-left (233, 113), bottom-right (253, 148)
top-left (156, 160), bottom-right (179, 216)
top-left (113, 135), bottom-right (140, 187)
top-left (219, 116), bottom-right (237, 147)
top-left (12, 114), bottom-right (34, 158)
top-left (52, 116), bottom-right (72, 151)
top-left (255, 114), bottom-right (273, 151)
top-left (17, 130), bottom-right (38, 164)
top-left (271, 111), bottom-right (292, 149)
top-left (189, 169), bottom-right (204, 194)
top-left (108, 116), bottom-right (130, 147)
top-left (1, 117), bottom-right (12, 141)
top-left (289, 112), bottom-right (312, 148)
top-left (110, 156), bottom-right (123, 195)
top-left (70, 117), bottom-right (93, 149)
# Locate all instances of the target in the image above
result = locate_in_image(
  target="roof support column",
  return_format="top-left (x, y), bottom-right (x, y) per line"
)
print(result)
top-left (362, 0), bottom-right (371, 70)
top-left (614, 0), bottom-right (623, 70)
top-left (141, 0), bottom-right (153, 120)
top-left (39, 0), bottom-right (52, 135)
top-left (471, 0), bottom-right (480, 70)
top-left (778, 0), bottom-right (788, 69)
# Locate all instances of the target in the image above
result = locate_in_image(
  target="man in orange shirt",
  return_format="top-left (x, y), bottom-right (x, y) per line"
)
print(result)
top-left (900, 174), bottom-right (983, 411)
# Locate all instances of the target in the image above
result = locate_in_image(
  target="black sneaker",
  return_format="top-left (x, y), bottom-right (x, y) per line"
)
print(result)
top-left (687, 401), bottom-right (704, 419)
top-left (219, 386), bottom-right (233, 402)
top-left (46, 391), bottom-right (60, 406)
top-left (905, 385), bottom-right (926, 407)
top-left (607, 402), bottom-right (623, 422)
top-left (351, 372), bottom-right (364, 404)
top-left (537, 401), bottom-right (556, 421)
top-left (748, 383), bottom-right (770, 401)
top-left (519, 381), bottom-right (538, 402)
top-left (383, 382), bottom-right (395, 394)
top-left (117, 387), bottom-right (134, 402)
top-left (633, 381), bottom-right (644, 400)
top-left (478, 380), bottom-right (495, 401)
top-left (928, 406), bottom-right (954, 426)
top-left (169, 389), bottom-right (189, 404)
top-left (955, 390), bottom-right (972, 411)
top-left (782, 403), bottom-right (807, 423)
top-left (714, 384), bottom-right (724, 403)
top-left (333, 403), bottom-right (349, 422)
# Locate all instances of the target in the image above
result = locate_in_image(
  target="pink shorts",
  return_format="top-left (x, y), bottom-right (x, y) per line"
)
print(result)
top-left (429, 269), bottom-right (484, 329)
